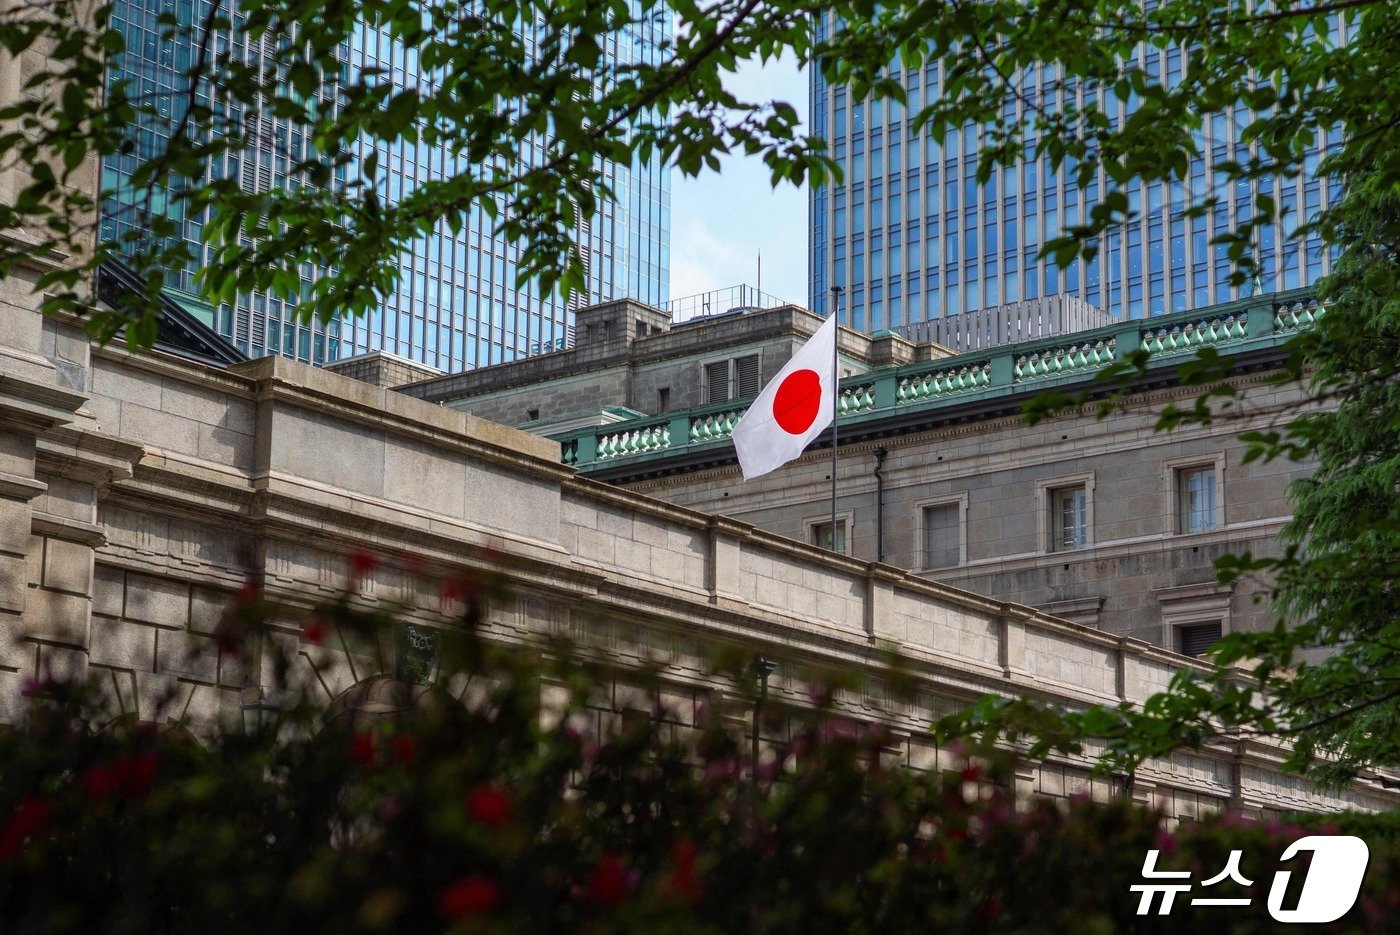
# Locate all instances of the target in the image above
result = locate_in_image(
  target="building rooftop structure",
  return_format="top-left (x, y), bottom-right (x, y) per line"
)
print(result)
top-left (549, 289), bottom-right (1317, 479)
top-left (381, 292), bottom-right (1131, 437)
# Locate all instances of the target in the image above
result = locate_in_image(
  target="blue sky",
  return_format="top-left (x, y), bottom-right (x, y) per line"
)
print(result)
top-left (668, 51), bottom-right (809, 308)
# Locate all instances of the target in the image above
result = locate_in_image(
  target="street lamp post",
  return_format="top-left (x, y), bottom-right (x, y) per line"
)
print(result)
top-left (240, 686), bottom-right (284, 733)
top-left (751, 657), bottom-right (777, 781)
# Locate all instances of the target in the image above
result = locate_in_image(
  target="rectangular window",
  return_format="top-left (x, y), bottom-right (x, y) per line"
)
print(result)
top-left (1178, 466), bottom-right (1217, 533)
top-left (1177, 621), bottom-right (1223, 658)
top-left (734, 354), bottom-right (762, 398)
top-left (657, 387), bottom-right (671, 412)
top-left (1050, 486), bottom-right (1087, 551)
top-left (705, 354), bottom-right (763, 404)
top-left (922, 504), bottom-right (960, 569)
top-left (704, 360), bottom-right (730, 404)
top-left (811, 520), bottom-right (848, 555)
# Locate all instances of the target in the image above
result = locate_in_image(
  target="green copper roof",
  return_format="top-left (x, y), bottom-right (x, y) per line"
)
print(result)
top-left (558, 289), bottom-right (1320, 476)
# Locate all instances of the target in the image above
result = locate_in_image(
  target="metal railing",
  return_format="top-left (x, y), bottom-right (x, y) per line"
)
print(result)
top-left (558, 289), bottom-right (1319, 472)
top-left (665, 284), bottom-right (789, 323)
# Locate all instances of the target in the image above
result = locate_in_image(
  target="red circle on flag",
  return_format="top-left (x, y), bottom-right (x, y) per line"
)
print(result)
top-left (772, 369), bottom-right (822, 435)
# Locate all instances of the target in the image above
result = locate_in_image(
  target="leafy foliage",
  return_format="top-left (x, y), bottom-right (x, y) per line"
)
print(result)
top-left (5, 0), bottom-right (1400, 340)
top-left (939, 165), bottom-right (1400, 783)
top-left (2, 570), bottom-right (1398, 933)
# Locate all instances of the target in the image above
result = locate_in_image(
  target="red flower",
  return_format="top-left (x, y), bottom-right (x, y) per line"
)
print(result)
top-left (390, 735), bottom-right (419, 767)
top-left (349, 551), bottom-right (378, 578)
top-left (586, 853), bottom-right (632, 909)
top-left (464, 785), bottom-right (512, 828)
top-left (84, 764), bottom-right (119, 798)
top-left (233, 580), bottom-right (262, 608)
top-left (351, 731), bottom-right (376, 765)
top-left (663, 839), bottom-right (702, 903)
top-left (960, 763), bottom-right (982, 782)
top-left (113, 750), bottom-right (157, 795)
top-left (980, 895), bottom-right (1001, 920)
top-left (440, 572), bottom-right (483, 605)
top-left (303, 618), bottom-right (326, 645)
top-left (0, 797), bottom-right (52, 860)
top-left (438, 875), bottom-right (501, 918)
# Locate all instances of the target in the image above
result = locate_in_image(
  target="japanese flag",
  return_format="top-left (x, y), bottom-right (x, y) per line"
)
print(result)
top-left (732, 314), bottom-right (837, 480)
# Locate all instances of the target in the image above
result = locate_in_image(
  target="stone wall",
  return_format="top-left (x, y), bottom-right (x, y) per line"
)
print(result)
top-left (0, 294), bottom-right (1391, 816)
top-left (628, 373), bottom-right (1312, 650)
top-left (398, 305), bottom-right (918, 426)
top-left (324, 351), bottom-right (443, 388)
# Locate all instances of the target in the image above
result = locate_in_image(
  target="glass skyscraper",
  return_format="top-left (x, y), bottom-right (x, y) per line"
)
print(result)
top-left (808, 16), bottom-right (1342, 329)
top-left (102, 1), bottom-right (670, 370)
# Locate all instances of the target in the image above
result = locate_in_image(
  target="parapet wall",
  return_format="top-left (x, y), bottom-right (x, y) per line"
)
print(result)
top-left (1, 302), bottom-right (1393, 818)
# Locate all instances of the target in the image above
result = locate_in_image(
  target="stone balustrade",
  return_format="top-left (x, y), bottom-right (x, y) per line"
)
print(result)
top-left (1014, 338), bottom-right (1116, 382)
top-left (1140, 313), bottom-right (1248, 355)
top-left (838, 382), bottom-right (877, 414)
top-left (561, 288), bottom-right (1320, 472)
top-left (1274, 298), bottom-right (1324, 333)
top-left (898, 361), bottom-right (992, 401)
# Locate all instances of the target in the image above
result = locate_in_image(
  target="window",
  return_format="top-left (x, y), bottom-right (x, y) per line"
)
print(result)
top-left (1177, 466), bottom-right (1218, 533)
top-left (1050, 486), bottom-right (1088, 551)
top-left (735, 354), bottom-right (761, 397)
top-left (703, 361), bottom-right (730, 404)
top-left (1177, 621), bottom-right (1223, 658)
top-left (527, 408), bottom-right (539, 421)
top-left (704, 354), bottom-right (762, 403)
top-left (811, 520), bottom-right (848, 555)
top-left (922, 503), bottom-right (961, 569)
top-left (657, 387), bottom-right (671, 412)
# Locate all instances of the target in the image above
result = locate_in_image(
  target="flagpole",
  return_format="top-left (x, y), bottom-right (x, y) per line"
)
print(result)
top-left (829, 285), bottom-right (843, 553)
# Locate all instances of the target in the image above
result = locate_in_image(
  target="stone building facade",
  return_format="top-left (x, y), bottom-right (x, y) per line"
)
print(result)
top-left (404, 289), bottom-right (1322, 656)
top-left (2, 31), bottom-right (1388, 819)
top-left (386, 298), bottom-right (951, 429)
top-left (1, 272), bottom-right (1389, 815)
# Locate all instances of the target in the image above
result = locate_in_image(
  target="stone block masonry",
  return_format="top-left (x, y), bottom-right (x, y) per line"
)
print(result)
top-left (0, 291), bottom-right (1393, 817)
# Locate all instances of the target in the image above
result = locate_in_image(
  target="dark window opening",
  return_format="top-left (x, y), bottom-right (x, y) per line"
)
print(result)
top-left (1178, 622), bottom-right (1223, 657)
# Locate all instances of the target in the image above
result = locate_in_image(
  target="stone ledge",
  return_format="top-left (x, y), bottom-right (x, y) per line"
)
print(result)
top-left (0, 471), bottom-right (47, 502)
top-left (32, 512), bottom-right (106, 547)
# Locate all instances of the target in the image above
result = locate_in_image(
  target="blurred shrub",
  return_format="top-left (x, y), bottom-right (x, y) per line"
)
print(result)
top-left (0, 562), bottom-right (1395, 933)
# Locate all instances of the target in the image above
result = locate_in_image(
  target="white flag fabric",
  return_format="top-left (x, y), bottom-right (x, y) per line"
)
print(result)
top-left (731, 314), bottom-right (838, 480)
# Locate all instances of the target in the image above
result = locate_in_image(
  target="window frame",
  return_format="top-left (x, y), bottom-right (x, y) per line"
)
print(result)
top-left (700, 351), bottom-right (764, 404)
top-left (914, 494), bottom-right (968, 571)
top-left (1165, 454), bottom-right (1226, 535)
top-left (1153, 581), bottom-right (1233, 655)
top-left (1035, 472), bottom-right (1095, 554)
top-left (805, 512), bottom-right (853, 556)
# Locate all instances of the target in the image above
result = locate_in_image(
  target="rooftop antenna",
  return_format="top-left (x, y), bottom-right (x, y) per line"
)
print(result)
top-left (757, 249), bottom-right (762, 300)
